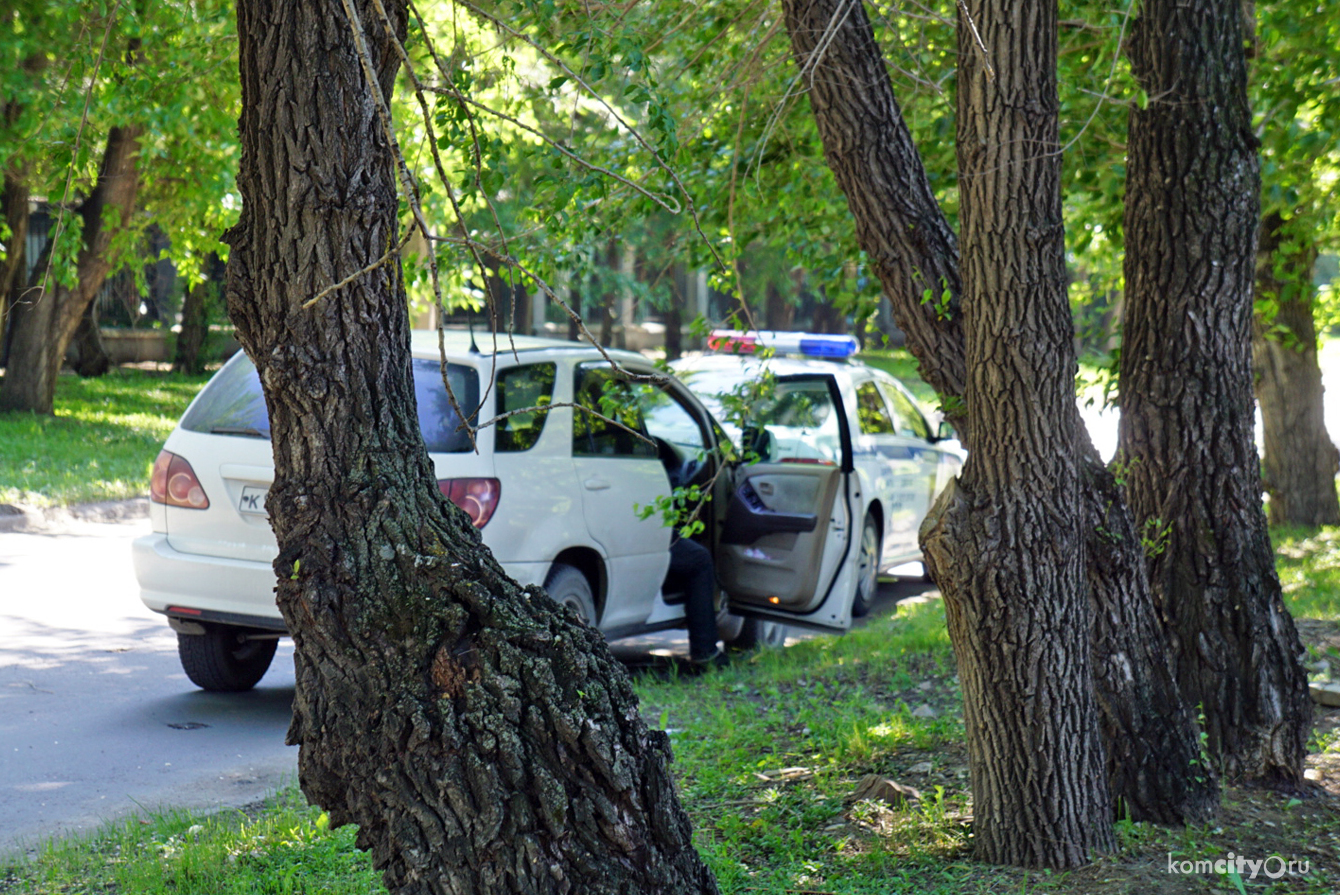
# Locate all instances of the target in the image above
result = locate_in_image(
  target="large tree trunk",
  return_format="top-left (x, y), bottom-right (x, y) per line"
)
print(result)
top-left (0, 49), bottom-right (44, 360)
top-left (70, 299), bottom-right (112, 377)
top-left (780, 0), bottom-right (1216, 825)
top-left (224, 2), bottom-right (717, 893)
top-left (1253, 213), bottom-right (1339, 526)
top-left (0, 123), bottom-right (143, 413)
top-left (764, 280), bottom-right (794, 332)
top-left (917, 0), bottom-right (1113, 866)
top-left (173, 263), bottom-right (218, 375)
top-left (666, 263), bottom-right (687, 361)
top-left (1120, 0), bottom-right (1311, 785)
top-left (0, 171), bottom-right (29, 359)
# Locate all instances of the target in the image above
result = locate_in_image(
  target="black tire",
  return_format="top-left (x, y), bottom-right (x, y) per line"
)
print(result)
top-left (852, 514), bottom-right (881, 618)
top-left (544, 563), bottom-right (598, 627)
top-left (177, 625), bottom-right (277, 692)
top-left (727, 616), bottom-right (788, 650)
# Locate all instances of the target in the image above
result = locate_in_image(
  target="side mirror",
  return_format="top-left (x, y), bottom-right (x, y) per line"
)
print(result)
top-left (936, 420), bottom-right (956, 442)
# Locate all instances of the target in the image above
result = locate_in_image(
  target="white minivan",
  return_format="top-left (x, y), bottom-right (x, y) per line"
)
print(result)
top-left (134, 331), bottom-right (948, 690)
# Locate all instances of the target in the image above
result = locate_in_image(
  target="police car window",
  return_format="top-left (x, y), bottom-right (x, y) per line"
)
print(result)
top-left (674, 369), bottom-right (840, 465)
top-left (635, 383), bottom-right (706, 452)
top-left (495, 363), bottom-right (555, 452)
top-left (572, 364), bottom-right (657, 458)
top-left (753, 380), bottom-right (842, 465)
top-left (855, 381), bottom-right (895, 435)
top-left (881, 382), bottom-right (932, 440)
top-left (181, 353), bottom-right (481, 453)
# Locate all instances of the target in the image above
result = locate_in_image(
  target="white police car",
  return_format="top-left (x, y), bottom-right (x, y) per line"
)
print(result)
top-left (135, 330), bottom-right (916, 691)
top-left (671, 330), bottom-right (964, 618)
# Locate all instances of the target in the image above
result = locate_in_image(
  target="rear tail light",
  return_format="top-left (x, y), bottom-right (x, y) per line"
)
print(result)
top-left (150, 451), bottom-right (211, 509)
top-left (437, 477), bottom-right (501, 528)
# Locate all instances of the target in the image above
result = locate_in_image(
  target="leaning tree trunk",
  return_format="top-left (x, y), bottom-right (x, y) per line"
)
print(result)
top-left (0, 123), bottom-right (143, 413)
top-left (780, 0), bottom-right (1216, 825)
top-left (1121, 0), bottom-right (1311, 786)
top-left (223, 2), bottom-right (717, 894)
top-left (1253, 213), bottom-right (1340, 527)
top-left (915, 0), bottom-right (1114, 866)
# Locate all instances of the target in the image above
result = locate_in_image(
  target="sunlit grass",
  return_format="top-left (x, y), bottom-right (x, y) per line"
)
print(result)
top-left (1274, 525), bottom-right (1340, 621)
top-left (0, 369), bottom-right (209, 507)
top-left (2, 791), bottom-right (384, 895)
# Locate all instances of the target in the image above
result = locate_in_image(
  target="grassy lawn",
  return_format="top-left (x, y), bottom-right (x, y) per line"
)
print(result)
top-left (4, 595), bottom-right (1339, 895)
top-left (0, 369), bottom-right (210, 508)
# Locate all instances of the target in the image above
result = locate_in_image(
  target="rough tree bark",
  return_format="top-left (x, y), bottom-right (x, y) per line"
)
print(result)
top-left (0, 122), bottom-right (143, 413)
top-left (916, 0), bottom-right (1115, 865)
top-left (1253, 213), bottom-right (1339, 527)
top-left (780, 0), bottom-right (1216, 826)
top-left (224, 2), bottom-right (717, 893)
top-left (1120, 0), bottom-right (1311, 786)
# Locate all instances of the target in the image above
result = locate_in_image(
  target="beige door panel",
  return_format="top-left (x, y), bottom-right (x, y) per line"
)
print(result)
top-left (717, 463), bottom-right (842, 611)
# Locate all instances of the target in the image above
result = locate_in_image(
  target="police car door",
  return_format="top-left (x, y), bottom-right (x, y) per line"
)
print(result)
top-left (716, 374), bottom-right (858, 632)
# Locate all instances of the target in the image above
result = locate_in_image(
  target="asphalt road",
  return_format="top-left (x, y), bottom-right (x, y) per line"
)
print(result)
top-left (0, 516), bottom-right (296, 857)
top-left (0, 512), bottom-right (933, 858)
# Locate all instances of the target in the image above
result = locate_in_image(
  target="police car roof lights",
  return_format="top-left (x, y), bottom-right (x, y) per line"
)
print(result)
top-left (707, 330), bottom-right (859, 359)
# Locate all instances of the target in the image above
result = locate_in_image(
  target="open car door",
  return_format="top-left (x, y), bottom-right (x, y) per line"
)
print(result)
top-left (715, 374), bottom-right (858, 632)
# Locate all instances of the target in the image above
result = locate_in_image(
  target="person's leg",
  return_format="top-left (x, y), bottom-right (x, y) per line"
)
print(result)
top-left (667, 538), bottom-right (720, 661)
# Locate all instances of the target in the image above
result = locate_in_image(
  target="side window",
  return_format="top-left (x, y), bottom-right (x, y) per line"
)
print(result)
top-left (855, 381), bottom-right (895, 435)
top-left (572, 364), bottom-right (657, 458)
top-left (412, 359), bottom-right (482, 453)
top-left (636, 383), bottom-right (707, 453)
top-left (495, 363), bottom-right (556, 452)
top-left (882, 382), bottom-right (932, 440)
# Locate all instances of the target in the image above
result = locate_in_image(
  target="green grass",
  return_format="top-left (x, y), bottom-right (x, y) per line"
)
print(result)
top-left (0, 369), bottom-right (210, 507)
top-left (1, 790), bottom-right (383, 895)
top-left (634, 601), bottom-right (984, 893)
top-left (1274, 525), bottom-right (1340, 621)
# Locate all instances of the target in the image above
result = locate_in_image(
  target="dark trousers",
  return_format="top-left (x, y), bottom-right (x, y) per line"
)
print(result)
top-left (668, 538), bottom-right (718, 660)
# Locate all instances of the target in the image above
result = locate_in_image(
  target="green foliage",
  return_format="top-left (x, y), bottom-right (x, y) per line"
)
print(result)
top-left (0, 1), bottom-right (240, 292)
top-left (0, 367), bottom-right (208, 507)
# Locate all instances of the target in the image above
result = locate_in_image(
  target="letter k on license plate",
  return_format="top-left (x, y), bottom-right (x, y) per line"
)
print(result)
top-left (238, 485), bottom-right (269, 517)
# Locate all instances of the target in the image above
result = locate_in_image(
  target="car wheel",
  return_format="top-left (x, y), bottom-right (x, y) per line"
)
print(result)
top-left (727, 617), bottom-right (788, 650)
top-left (177, 625), bottom-right (277, 692)
top-left (544, 563), bottom-right (598, 627)
top-left (852, 514), bottom-right (881, 618)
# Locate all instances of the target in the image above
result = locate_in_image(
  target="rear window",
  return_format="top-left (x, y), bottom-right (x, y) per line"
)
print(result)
top-left (181, 353), bottom-right (481, 453)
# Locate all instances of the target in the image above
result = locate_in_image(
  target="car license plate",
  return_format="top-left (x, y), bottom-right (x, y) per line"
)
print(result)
top-left (238, 485), bottom-right (269, 517)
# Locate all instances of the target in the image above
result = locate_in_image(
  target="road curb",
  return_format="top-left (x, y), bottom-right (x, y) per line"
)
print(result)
top-left (0, 497), bottom-right (149, 533)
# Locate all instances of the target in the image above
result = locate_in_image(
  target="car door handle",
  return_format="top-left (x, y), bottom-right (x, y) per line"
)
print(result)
top-left (584, 477), bottom-right (611, 491)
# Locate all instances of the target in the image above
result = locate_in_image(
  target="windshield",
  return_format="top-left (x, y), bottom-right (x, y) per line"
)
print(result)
top-left (181, 353), bottom-right (481, 453)
top-left (676, 367), bottom-right (842, 465)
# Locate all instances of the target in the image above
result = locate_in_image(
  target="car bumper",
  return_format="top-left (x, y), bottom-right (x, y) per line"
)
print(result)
top-left (133, 533), bottom-right (554, 626)
top-left (133, 532), bottom-right (284, 621)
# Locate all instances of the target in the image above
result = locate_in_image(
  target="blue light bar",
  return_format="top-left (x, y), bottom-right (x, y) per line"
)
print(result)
top-left (798, 335), bottom-right (858, 357)
top-left (708, 330), bottom-right (858, 359)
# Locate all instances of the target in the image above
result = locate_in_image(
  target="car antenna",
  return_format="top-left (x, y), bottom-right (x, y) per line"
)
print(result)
top-left (467, 305), bottom-right (481, 354)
